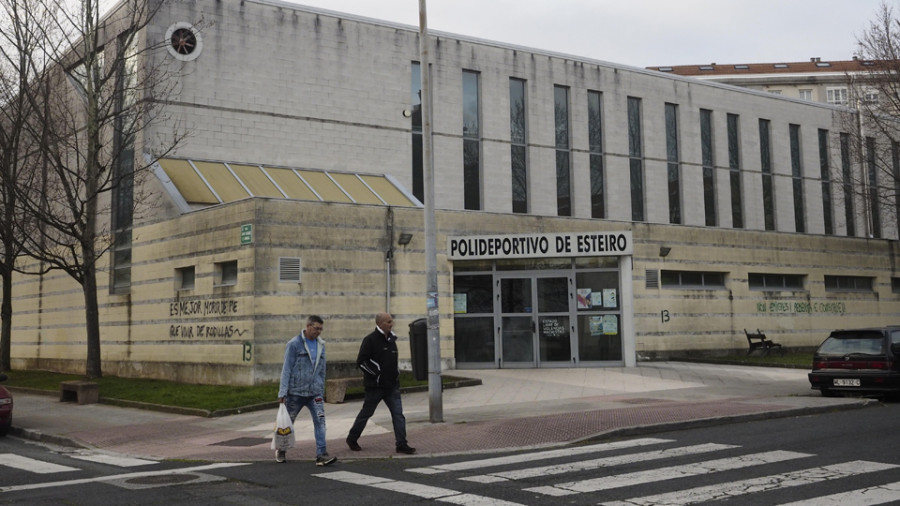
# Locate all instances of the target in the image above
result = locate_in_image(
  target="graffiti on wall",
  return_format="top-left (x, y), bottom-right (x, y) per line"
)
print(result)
top-left (167, 298), bottom-right (249, 340)
top-left (755, 301), bottom-right (847, 314)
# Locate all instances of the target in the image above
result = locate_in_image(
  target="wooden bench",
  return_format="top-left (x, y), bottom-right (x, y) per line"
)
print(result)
top-left (744, 328), bottom-right (784, 356)
top-left (325, 377), bottom-right (363, 404)
top-left (59, 380), bottom-right (99, 405)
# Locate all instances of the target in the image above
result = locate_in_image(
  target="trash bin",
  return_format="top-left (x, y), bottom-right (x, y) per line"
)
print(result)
top-left (408, 318), bottom-right (428, 381)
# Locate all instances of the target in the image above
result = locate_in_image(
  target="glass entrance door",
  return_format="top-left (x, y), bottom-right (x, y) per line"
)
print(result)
top-left (498, 274), bottom-right (573, 367)
top-left (500, 278), bottom-right (535, 367)
top-left (536, 276), bottom-right (573, 366)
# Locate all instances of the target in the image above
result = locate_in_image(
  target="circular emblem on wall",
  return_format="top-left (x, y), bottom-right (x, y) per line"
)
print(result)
top-left (165, 22), bottom-right (203, 62)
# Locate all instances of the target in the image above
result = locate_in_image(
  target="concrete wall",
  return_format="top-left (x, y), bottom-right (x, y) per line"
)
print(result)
top-left (10, 196), bottom-right (900, 384)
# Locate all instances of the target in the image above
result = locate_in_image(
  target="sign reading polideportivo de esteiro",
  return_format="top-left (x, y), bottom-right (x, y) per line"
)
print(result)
top-left (448, 231), bottom-right (632, 260)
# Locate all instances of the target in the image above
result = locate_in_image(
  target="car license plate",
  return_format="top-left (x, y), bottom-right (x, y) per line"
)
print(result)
top-left (833, 378), bottom-right (860, 387)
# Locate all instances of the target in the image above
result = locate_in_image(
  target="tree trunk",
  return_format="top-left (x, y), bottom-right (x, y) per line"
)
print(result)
top-left (0, 264), bottom-right (11, 372)
top-left (83, 261), bottom-right (102, 379)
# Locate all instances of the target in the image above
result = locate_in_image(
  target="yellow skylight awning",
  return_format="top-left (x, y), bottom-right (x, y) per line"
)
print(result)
top-left (154, 158), bottom-right (421, 211)
top-left (360, 175), bottom-right (418, 206)
top-left (158, 159), bottom-right (219, 204)
top-left (192, 161), bottom-right (250, 202)
top-left (264, 167), bottom-right (319, 201)
top-left (296, 170), bottom-right (352, 203)
top-left (229, 163), bottom-right (285, 198)
top-left (330, 173), bottom-right (383, 205)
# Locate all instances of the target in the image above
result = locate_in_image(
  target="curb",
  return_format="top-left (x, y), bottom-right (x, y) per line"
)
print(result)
top-left (574, 397), bottom-right (879, 445)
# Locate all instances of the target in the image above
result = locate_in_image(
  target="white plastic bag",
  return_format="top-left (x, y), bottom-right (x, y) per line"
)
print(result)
top-left (270, 403), bottom-right (295, 450)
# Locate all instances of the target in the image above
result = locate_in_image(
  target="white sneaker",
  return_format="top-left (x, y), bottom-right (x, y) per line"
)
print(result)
top-left (316, 453), bottom-right (337, 466)
top-left (275, 450), bottom-right (286, 463)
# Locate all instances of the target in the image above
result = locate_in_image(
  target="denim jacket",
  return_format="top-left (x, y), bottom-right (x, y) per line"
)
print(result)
top-left (278, 332), bottom-right (326, 398)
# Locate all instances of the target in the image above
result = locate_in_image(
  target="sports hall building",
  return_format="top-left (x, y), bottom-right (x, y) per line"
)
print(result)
top-left (10, 0), bottom-right (900, 384)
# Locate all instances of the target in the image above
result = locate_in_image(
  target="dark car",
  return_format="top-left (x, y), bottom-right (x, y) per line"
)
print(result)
top-left (0, 373), bottom-right (11, 436)
top-left (808, 327), bottom-right (900, 399)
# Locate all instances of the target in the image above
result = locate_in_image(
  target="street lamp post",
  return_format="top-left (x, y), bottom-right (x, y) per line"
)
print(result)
top-left (418, 0), bottom-right (443, 423)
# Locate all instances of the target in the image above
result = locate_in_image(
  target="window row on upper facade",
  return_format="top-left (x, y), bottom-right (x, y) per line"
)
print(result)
top-left (409, 63), bottom-right (894, 240)
top-left (659, 270), bottom-right (893, 295)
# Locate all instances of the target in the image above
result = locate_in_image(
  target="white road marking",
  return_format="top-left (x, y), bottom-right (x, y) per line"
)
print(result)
top-left (406, 437), bottom-right (673, 474)
top-left (525, 450), bottom-right (812, 496)
top-left (774, 480), bottom-right (900, 505)
top-left (462, 443), bottom-right (737, 483)
top-left (69, 453), bottom-right (157, 467)
top-left (0, 462), bottom-right (249, 493)
top-left (600, 461), bottom-right (900, 505)
top-left (0, 454), bottom-right (79, 474)
top-left (315, 470), bottom-right (524, 505)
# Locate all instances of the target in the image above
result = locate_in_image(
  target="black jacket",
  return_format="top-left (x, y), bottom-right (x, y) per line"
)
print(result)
top-left (356, 328), bottom-right (400, 389)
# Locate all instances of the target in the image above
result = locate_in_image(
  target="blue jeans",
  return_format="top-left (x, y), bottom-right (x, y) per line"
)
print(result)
top-left (348, 385), bottom-right (407, 448)
top-left (284, 395), bottom-right (327, 457)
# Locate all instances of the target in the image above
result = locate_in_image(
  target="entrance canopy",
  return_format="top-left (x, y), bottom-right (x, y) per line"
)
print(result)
top-left (152, 158), bottom-right (422, 213)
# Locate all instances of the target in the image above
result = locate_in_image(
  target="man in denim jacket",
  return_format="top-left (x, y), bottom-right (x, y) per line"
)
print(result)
top-left (277, 315), bottom-right (337, 466)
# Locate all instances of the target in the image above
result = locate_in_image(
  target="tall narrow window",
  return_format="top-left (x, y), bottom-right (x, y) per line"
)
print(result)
top-left (840, 132), bottom-right (856, 236)
top-left (111, 35), bottom-right (138, 293)
top-left (628, 97), bottom-right (645, 221)
top-left (893, 142), bottom-right (900, 237)
top-left (819, 129), bottom-right (834, 235)
top-left (700, 109), bottom-right (716, 226)
top-left (759, 119), bottom-right (775, 231)
top-left (790, 124), bottom-right (805, 233)
top-left (866, 137), bottom-right (881, 238)
top-left (509, 78), bottom-right (527, 213)
top-left (588, 91), bottom-right (605, 218)
top-left (727, 113), bottom-right (743, 228)
top-left (463, 70), bottom-right (481, 210)
top-left (554, 85), bottom-right (572, 216)
top-left (410, 62), bottom-right (423, 202)
top-left (665, 103), bottom-right (681, 224)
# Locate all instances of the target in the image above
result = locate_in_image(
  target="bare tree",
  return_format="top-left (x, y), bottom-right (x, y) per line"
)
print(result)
top-left (0, 0), bottom-right (57, 372)
top-left (840, 1), bottom-right (900, 237)
top-left (8, 0), bottom-right (184, 378)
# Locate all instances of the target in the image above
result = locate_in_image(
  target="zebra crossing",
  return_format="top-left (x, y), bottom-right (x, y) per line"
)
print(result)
top-left (315, 437), bottom-right (900, 505)
top-left (0, 449), bottom-right (248, 493)
top-left (0, 450), bottom-right (157, 474)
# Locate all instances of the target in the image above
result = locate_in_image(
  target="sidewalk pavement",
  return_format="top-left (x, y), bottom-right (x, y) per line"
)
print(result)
top-left (8, 362), bottom-right (874, 463)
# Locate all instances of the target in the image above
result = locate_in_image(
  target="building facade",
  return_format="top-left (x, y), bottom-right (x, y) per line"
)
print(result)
top-left (646, 57), bottom-right (876, 106)
top-left (9, 0), bottom-right (900, 384)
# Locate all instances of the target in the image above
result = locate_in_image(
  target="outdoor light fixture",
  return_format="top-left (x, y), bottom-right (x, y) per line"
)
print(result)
top-left (402, 109), bottom-right (413, 118)
top-left (398, 233), bottom-right (414, 245)
top-left (659, 246), bottom-right (671, 258)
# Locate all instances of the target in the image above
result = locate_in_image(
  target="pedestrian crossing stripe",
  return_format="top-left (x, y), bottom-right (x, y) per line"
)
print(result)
top-left (0, 462), bottom-right (249, 493)
top-left (776, 480), bottom-right (900, 505)
top-left (461, 442), bottom-right (738, 483)
top-left (406, 437), bottom-right (673, 475)
top-left (315, 471), bottom-right (524, 506)
top-left (525, 450), bottom-right (811, 496)
top-left (69, 453), bottom-right (157, 468)
top-left (0, 454), bottom-right (79, 474)
top-left (327, 441), bottom-right (900, 505)
top-left (598, 460), bottom-right (899, 506)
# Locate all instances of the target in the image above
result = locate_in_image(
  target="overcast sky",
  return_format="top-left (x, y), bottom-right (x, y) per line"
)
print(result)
top-left (284, 0), bottom-right (888, 68)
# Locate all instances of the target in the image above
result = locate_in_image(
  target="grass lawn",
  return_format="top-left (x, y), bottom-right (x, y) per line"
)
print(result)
top-left (1, 369), bottom-right (447, 414)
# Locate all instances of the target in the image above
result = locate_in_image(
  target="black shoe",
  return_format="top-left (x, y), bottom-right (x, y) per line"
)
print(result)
top-left (346, 437), bottom-right (361, 451)
top-left (316, 454), bottom-right (337, 466)
top-left (396, 444), bottom-right (416, 455)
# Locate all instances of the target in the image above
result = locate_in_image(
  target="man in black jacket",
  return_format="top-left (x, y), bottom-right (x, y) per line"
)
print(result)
top-left (346, 312), bottom-right (416, 454)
